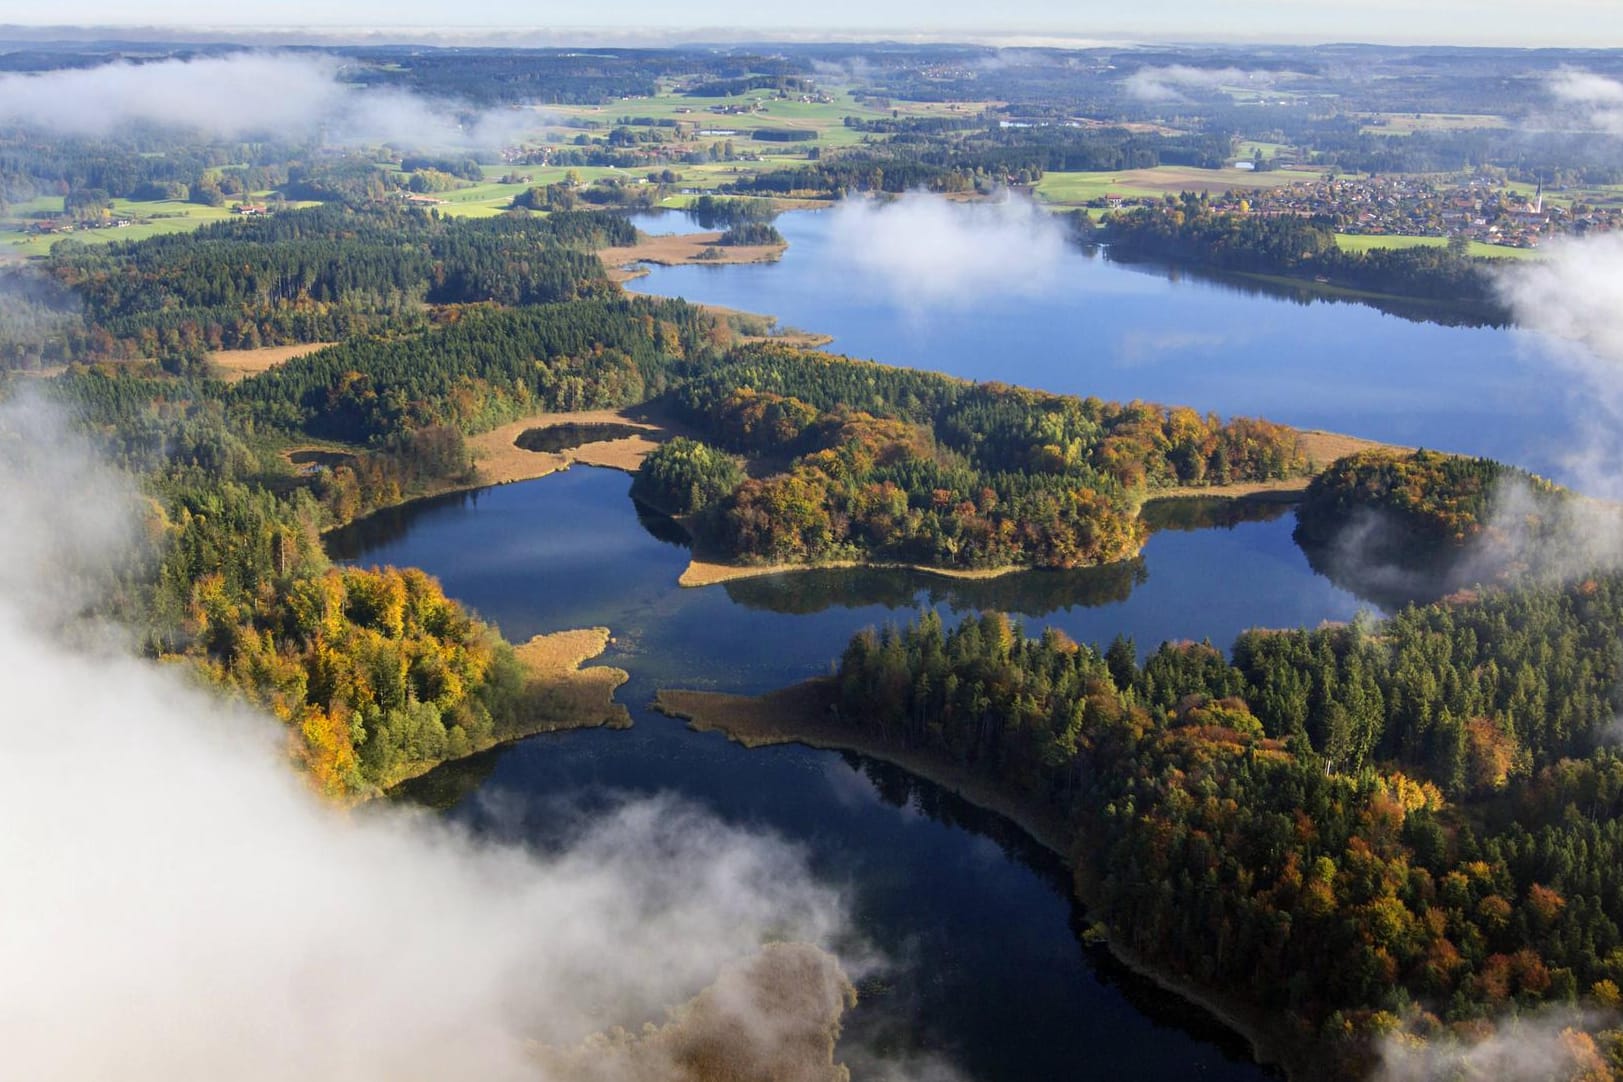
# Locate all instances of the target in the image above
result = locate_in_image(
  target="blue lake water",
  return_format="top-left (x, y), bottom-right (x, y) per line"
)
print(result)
top-left (342, 203), bottom-right (1561, 1080)
top-left (630, 206), bottom-right (1572, 484)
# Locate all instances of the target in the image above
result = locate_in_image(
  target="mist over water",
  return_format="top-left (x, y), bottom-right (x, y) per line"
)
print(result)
top-left (0, 397), bottom-right (966, 1082)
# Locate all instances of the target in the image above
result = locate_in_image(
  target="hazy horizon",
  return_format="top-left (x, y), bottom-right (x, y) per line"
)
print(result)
top-left (3, 2), bottom-right (1622, 51)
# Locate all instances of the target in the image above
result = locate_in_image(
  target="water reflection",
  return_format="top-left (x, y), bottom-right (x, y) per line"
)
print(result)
top-left (1101, 251), bottom-right (1508, 329)
top-left (722, 560), bottom-right (1148, 618)
top-left (1139, 495), bottom-right (1293, 533)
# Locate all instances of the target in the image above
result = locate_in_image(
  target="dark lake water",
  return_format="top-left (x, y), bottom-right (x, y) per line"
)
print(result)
top-left (338, 470), bottom-right (1301, 1081)
top-left (341, 203), bottom-right (1555, 1080)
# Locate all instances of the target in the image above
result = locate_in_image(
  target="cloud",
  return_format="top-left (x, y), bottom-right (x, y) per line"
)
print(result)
top-left (826, 192), bottom-right (1071, 311)
top-left (1546, 68), bottom-right (1623, 136)
top-left (1494, 233), bottom-right (1623, 495)
top-left (1122, 65), bottom-right (1265, 103)
top-left (0, 393), bottom-right (953, 1082)
top-left (1312, 233), bottom-right (1623, 607)
top-left (1373, 1007), bottom-right (1614, 1082)
top-left (0, 264), bottom-right (81, 371)
top-left (0, 53), bottom-right (535, 149)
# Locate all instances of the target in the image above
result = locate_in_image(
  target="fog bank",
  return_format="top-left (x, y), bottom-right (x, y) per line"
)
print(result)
top-left (0, 396), bottom-right (881, 1082)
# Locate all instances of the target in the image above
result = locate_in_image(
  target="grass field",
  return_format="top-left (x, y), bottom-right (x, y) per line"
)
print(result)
top-left (1036, 165), bottom-right (1324, 206)
top-left (1502, 178), bottom-right (1623, 211)
top-left (1334, 233), bottom-right (1542, 260)
top-left (542, 87), bottom-right (991, 151)
top-left (1, 194), bottom-right (318, 256)
top-left (1357, 112), bottom-right (1508, 136)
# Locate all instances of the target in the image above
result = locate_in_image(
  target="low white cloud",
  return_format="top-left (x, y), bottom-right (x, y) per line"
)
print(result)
top-left (1373, 1007), bottom-right (1614, 1082)
top-left (1495, 233), bottom-right (1623, 495)
top-left (0, 52), bottom-right (536, 149)
top-left (1122, 65), bottom-right (1266, 103)
top-left (1546, 68), bottom-right (1623, 136)
top-left (827, 192), bottom-right (1071, 311)
top-left (0, 394), bottom-right (965, 1082)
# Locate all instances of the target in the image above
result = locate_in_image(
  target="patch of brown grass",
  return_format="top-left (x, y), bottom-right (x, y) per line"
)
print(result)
top-left (209, 342), bottom-right (335, 382)
top-left (511, 627), bottom-right (631, 734)
top-left (1149, 428), bottom-right (1413, 502)
top-left (468, 408), bottom-right (670, 487)
top-left (598, 231), bottom-right (786, 283)
top-left (677, 557), bottom-right (1018, 588)
top-left (655, 680), bottom-right (1070, 856)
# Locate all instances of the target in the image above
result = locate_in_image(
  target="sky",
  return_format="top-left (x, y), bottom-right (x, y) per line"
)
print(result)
top-left (5, 0), bottom-right (1623, 48)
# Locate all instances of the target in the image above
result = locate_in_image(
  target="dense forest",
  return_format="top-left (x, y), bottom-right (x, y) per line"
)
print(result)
top-left (635, 345), bottom-right (1303, 570)
top-left (1102, 201), bottom-right (1510, 318)
top-left (16, 205), bottom-right (634, 366)
top-left (831, 585), bottom-right (1623, 1079)
top-left (9, 210), bottom-right (727, 799)
top-left (1293, 449), bottom-right (1605, 606)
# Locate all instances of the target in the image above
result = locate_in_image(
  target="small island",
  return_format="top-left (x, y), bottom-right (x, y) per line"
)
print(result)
top-left (631, 343), bottom-right (1313, 582)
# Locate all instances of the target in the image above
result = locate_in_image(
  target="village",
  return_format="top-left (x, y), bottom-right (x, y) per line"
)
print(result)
top-left (1203, 172), bottom-right (1623, 248)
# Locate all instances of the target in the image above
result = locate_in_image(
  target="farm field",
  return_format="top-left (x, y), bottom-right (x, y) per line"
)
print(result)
top-left (1333, 232), bottom-right (1542, 259)
top-left (1035, 165), bottom-right (1324, 205)
top-left (1, 193), bottom-right (318, 255)
top-left (1357, 111), bottom-right (1508, 135)
top-left (543, 87), bottom-right (991, 150)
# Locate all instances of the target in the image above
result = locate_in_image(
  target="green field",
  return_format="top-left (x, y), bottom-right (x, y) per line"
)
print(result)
top-left (1, 194), bottom-right (318, 257)
top-left (1035, 165), bottom-right (1324, 206)
top-left (544, 87), bottom-right (988, 152)
top-left (1334, 233), bottom-right (1543, 260)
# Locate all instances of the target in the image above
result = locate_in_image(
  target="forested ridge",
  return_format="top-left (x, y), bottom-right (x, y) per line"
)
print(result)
top-left (1293, 449), bottom-right (1607, 606)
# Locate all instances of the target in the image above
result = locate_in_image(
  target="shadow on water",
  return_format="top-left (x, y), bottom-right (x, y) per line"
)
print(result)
top-left (514, 422), bottom-right (648, 453)
top-left (631, 497), bottom-right (695, 548)
top-left (1102, 251), bottom-right (1507, 329)
top-left (325, 488), bottom-right (484, 561)
top-left (1140, 495), bottom-right (1294, 533)
top-left (834, 751), bottom-right (1279, 1075)
top-left (722, 560), bottom-right (1149, 618)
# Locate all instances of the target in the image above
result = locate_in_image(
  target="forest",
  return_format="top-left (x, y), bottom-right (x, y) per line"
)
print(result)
top-left (831, 584), bottom-right (1623, 1079)
top-left (1101, 201), bottom-right (1510, 317)
top-left (634, 345), bottom-right (1302, 569)
top-left (1292, 449), bottom-right (1608, 606)
top-left (15, 205), bottom-right (634, 366)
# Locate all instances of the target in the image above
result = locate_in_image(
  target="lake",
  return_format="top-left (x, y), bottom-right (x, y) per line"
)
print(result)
top-left (342, 203), bottom-right (1562, 1080)
top-left (629, 204), bottom-right (1576, 485)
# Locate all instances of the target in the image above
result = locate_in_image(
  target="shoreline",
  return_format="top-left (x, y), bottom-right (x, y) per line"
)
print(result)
top-left (678, 427), bottom-right (1408, 590)
top-left (318, 408), bottom-right (681, 540)
top-left (677, 556), bottom-right (1023, 588)
top-left (379, 627), bottom-right (630, 794)
top-left (465, 407), bottom-right (673, 486)
top-left (598, 230), bottom-right (788, 284)
top-left (652, 679), bottom-right (1302, 1080)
